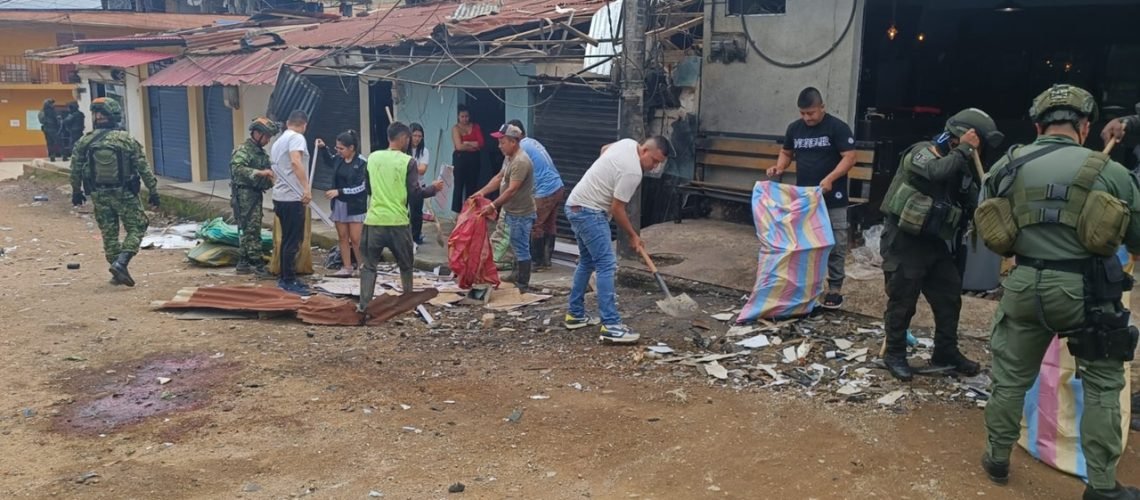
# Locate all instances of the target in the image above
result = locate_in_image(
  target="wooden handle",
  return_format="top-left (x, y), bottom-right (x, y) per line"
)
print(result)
top-left (637, 246), bottom-right (658, 273)
top-left (971, 149), bottom-right (985, 180)
top-left (385, 106), bottom-right (395, 123)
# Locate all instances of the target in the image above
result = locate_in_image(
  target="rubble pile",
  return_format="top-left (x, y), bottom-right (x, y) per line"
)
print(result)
top-left (645, 313), bottom-right (992, 410)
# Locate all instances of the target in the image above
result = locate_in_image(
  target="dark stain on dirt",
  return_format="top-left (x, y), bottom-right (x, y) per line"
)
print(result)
top-left (55, 353), bottom-right (238, 435)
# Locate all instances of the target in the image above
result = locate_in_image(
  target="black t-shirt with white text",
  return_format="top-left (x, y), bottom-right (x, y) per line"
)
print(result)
top-left (782, 113), bottom-right (856, 208)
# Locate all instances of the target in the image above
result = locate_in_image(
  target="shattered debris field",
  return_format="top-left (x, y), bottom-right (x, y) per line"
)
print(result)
top-left (3, 177), bottom-right (1139, 499)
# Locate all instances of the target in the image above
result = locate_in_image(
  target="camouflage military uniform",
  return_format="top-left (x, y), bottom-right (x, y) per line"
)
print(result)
top-left (230, 138), bottom-right (273, 267)
top-left (70, 128), bottom-right (157, 263)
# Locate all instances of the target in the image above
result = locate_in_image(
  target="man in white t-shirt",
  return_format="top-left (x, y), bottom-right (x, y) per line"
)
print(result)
top-left (269, 110), bottom-right (313, 295)
top-left (563, 135), bottom-right (670, 344)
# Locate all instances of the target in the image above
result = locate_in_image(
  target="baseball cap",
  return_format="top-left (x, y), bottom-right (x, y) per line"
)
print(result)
top-left (491, 124), bottom-right (523, 139)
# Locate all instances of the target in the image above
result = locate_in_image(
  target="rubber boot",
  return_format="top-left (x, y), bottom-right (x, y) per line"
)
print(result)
top-left (358, 266), bottom-right (377, 314)
top-left (400, 270), bottom-right (414, 296)
top-left (546, 235), bottom-right (556, 267)
top-left (109, 252), bottom-right (135, 287)
top-left (1084, 483), bottom-right (1140, 500)
top-left (516, 261), bottom-right (532, 294)
top-left (981, 453), bottom-right (1009, 485)
top-left (883, 353), bottom-right (914, 382)
top-left (531, 237), bottom-right (547, 270)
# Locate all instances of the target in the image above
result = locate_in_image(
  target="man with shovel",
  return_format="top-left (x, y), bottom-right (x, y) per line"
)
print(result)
top-left (563, 135), bottom-right (671, 344)
top-left (878, 108), bottom-right (1002, 381)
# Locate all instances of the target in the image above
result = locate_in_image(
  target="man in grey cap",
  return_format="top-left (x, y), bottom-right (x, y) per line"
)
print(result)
top-left (471, 123), bottom-right (537, 292)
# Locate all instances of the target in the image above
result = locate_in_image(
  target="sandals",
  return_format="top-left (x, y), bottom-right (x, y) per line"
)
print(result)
top-left (821, 292), bottom-right (844, 310)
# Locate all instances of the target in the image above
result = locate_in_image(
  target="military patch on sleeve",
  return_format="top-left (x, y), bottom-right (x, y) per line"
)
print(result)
top-left (911, 147), bottom-right (935, 167)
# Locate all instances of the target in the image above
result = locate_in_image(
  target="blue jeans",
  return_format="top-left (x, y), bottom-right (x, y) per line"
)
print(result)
top-left (504, 212), bottom-right (536, 263)
top-left (566, 206), bottom-right (620, 326)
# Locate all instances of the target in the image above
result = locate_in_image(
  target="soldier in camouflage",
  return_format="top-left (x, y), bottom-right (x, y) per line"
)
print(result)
top-left (879, 108), bottom-right (1004, 381)
top-left (230, 117), bottom-right (279, 278)
top-left (69, 97), bottom-right (159, 287)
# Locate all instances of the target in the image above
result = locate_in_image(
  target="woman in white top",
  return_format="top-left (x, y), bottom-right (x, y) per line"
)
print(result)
top-left (407, 122), bottom-right (431, 244)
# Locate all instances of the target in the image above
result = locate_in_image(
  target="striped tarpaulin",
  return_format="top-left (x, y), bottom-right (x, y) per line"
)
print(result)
top-left (736, 181), bottom-right (835, 322)
top-left (1018, 249), bottom-right (1133, 481)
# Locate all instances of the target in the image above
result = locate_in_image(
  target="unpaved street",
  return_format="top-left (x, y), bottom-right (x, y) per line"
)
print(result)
top-left (1, 175), bottom-right (1136, 499)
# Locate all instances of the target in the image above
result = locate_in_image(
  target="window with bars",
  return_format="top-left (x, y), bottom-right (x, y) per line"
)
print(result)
top-left (727, 0), bottom-right (786, 16)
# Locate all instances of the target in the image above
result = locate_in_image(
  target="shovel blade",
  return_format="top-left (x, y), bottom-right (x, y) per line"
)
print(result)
top-left (656, 293), bottom-right (700, 318)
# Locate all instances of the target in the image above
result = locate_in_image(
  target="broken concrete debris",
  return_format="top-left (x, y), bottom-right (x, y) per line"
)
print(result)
top-left (653, 316), bottom-right (989, 409)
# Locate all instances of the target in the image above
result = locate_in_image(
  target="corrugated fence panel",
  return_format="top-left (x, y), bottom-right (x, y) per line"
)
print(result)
top-left (530, 83), bottom-right (620, 239)
top-left (305, 75), bottom-right (361, 191)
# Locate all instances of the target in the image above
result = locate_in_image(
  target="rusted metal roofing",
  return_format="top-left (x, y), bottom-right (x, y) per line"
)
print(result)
top-left (0, 10), bottom-right (247, 31)
top-left (283, 0), bottom-right (607, 49)
top-left (43, 49), bottom-right (175, 68)
top-left (154, 285), bottom-right (438, 326)
top-left (142, 47), bottom-right (328, 87)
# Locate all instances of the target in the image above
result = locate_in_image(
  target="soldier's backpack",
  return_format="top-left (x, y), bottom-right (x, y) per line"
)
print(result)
top-left (976, 144), bottom-right (1130, 256)
top-left (86, 130), bottom-right (126, 187)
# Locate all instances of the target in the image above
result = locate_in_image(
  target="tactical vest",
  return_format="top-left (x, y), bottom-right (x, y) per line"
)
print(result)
top-left (881, 145), bottom-right (963, 240)
top-left (87, 133), bottom-right (128, 187)
top-left (975, 146), bottom-right (1129, 257)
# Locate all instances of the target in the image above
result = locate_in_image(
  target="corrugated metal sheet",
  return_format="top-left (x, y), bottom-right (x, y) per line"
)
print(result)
top-left (266, 65), bottom-right (322, 123)
top-left (142, 47), bottom-right (327, 87)
top-left (583, 0), bottom-right (622, 76)
top-left (449, 2), bottom-right (501, 22)
top-left (283, 0), bottom-right (606, 49)
top-left (43, 50), bottom-right (175, 68)
top-left (0, 10), bottom-right (246, 31)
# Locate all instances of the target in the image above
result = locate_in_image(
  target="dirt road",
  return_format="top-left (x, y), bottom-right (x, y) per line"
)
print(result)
top-left (1, 176), bottom-right (1136, 499)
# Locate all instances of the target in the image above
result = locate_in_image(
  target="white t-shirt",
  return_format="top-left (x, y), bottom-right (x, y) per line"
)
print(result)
top-left (566, 138), bottom-right (642, 213)
top-left (271, 129), bottom-right (310, 202)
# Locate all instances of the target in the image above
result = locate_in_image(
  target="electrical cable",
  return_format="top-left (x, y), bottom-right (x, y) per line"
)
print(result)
top-left (738, 0), bottom-right (857, 69)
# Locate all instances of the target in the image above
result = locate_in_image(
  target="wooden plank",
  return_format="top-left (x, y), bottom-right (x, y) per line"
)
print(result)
top-left (855, 149), bottom-right (875, 164)
top-left (697, 152), bottom-right (766, 170)
top-left (700, 138), bottom-right (784, 156)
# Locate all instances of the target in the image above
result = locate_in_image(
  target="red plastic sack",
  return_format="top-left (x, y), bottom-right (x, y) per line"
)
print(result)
top-left (448, 197), bottom-right (500, 289)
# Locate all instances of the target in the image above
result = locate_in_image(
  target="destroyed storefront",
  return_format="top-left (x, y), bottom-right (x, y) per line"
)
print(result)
top-left (277, 0), bottom-right (702, 234)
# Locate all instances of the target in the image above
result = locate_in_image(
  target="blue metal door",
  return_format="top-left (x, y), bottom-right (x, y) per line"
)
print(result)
top-left (204, 86), bottom-right (234, 180)
top-left (147, 87), bottom-right (191, 181)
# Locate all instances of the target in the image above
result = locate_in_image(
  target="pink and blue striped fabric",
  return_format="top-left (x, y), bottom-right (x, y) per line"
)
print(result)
top-left (1018, 248), bottom-right (1133, 481)
top-left (737, 181), bottom-right (835, 322)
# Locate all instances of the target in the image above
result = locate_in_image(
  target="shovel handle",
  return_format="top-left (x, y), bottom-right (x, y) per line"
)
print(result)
top-left (971, 149), bottom-right (985, 180)
top-left (1104, 139), bottom-right (1118, 155)
top-left (637, 246), bottom-right (658, 273)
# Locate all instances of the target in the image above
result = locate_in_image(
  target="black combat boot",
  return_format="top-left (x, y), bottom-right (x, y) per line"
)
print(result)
top-left (516, 260), bottom-right (532, 294)
top-left (981, 453), bottom-right (1009, 485)
top-left (883, 353), bottom-right (914, 382)
top-left (235, 259), bottom-right (252, 275)
top-left (931, 350), bottom-right (981, 376)
top-left (109, 252), bottom-right (135, 287)
top-left (251, 264), bottom-right (273, 280)
top-left (1084, 483), bottom-right (1140, 500)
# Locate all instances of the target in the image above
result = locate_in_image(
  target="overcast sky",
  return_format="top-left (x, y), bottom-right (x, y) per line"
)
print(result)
top-left (0, 0), bottom-right (104, 9)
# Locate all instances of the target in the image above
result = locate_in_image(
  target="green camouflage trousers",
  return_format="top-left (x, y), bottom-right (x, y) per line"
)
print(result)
top-left (231, 187), bottom-right (264, 264)
top-left (91, 188), bottom-right (148, 263)
top-left (983, 265), bottom-right (1125, 490)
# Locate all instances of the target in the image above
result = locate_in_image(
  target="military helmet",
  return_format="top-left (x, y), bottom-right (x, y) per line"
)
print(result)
top-left (946, 108), bottom-right (1005, 148)
top-left (1029, 84), bottom-right (1098, 125)
top-left (249, 117), bottom-right (280, 137)
top-left (91, 97), bottom-right (123, 124)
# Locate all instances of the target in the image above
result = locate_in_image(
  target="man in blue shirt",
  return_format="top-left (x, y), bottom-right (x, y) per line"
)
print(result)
top-left (508, 119), bottom-right (564, 270)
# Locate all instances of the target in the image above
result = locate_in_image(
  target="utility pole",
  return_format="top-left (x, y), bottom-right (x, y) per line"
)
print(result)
top-left (616, 0), bottom-right (647, 260)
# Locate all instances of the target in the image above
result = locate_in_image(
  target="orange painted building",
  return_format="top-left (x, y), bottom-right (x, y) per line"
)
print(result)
top-left (0, 10), bottom-right (244, 159)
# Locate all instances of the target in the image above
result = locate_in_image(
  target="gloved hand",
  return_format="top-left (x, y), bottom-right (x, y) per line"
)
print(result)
top-left (71, 191), bottom-right (85, 206)
top-left (148, 192), bottom-right (160, 208)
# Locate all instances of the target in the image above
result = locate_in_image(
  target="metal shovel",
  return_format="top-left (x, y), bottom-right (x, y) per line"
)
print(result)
top-left (637, 247), bottom-right (699, 318)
